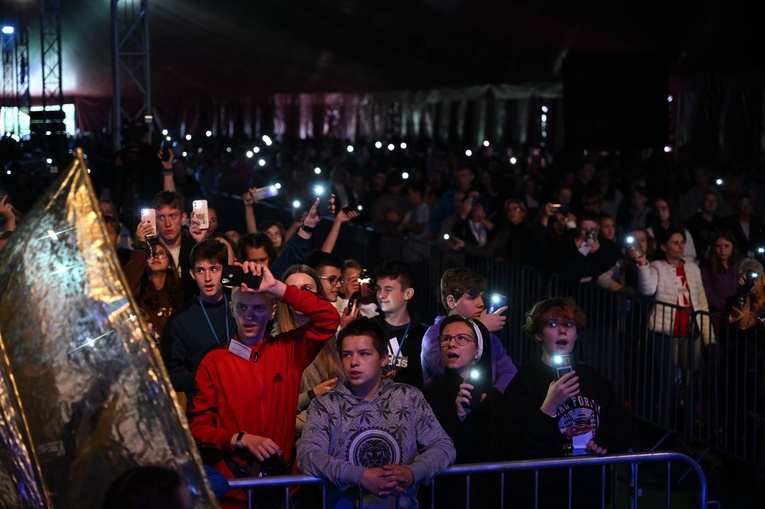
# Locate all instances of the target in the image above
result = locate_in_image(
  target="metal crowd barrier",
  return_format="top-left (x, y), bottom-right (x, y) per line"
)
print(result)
top-left (237, 205), bottom-right (765, 470)
top-left (227, 452), bottom-right (708, 509)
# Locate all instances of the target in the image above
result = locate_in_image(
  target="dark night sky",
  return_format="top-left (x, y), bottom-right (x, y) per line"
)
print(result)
top-left (3, 0), bottom-right (764, 100)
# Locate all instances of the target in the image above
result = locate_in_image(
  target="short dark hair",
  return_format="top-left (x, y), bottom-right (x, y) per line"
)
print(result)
top-left (523, 298), bottom-right (586, 337)
top-left (189, 239), bottom-right (228, 267)
top-left (438, 314), bottom-right (474, 335)
top-left (336, 316), bottom-right (388, 357)
top-left (403, 180), bottom-right (426, 196)
top-left (374, 258), bottom-right (415, 290)
top-left (440, 268), bottom-right (486, 310)
top-left (101, 465), bottom-right (187, 509)
top-left (238, 233), bottom-right (277, 265)
top-left (102, 215), bottom-right (121, 236)
top-left (304, 249), bottom-right (343, 273)
top-left (656, 227), bottom-right (685, 246)
top-left (151, 190), bottom-right (184, 211)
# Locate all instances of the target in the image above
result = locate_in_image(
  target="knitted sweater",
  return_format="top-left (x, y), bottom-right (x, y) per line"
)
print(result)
top-left (637, 259), bottom-right (716, 345)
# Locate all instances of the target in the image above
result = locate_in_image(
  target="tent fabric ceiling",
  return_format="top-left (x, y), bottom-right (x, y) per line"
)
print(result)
top-left (6, 0), bottom-right (765, 101)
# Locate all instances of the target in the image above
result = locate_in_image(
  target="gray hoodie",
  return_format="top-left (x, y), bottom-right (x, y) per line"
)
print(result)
top-left (296, 377), bottom-right (456, 508)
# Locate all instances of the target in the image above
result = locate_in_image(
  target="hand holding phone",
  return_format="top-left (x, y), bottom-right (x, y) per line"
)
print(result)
top-left (553, 354), bottom-right (573, 380)
top-left (192, 200), bottom-right (209, 229)
top-left (465, 368), bottom-right (488, 410)
top-left (221, 265), bottom-right (262, 289)
top-left (160, 140), bottom-right (172, 162)
top-left (487, 294), bottom-right (507, 314)
top-left (251, 185), bottom-right (279, 201)
top-left (141, 208), bottom-right (157, 237)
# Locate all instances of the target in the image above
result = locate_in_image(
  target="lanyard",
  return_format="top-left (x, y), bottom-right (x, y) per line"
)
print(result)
top-left (198, 294), bottom-right (229, 345)
top-left (390, 321), bottom-right (412, 368)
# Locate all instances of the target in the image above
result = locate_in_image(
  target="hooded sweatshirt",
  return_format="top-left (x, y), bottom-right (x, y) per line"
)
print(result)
top-left (296, 377), bottom-right (456, 508)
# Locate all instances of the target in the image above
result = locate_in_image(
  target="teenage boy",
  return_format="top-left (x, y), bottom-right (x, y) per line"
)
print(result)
top-left (151, 190), bottom-right (198, 295)
top-left (296, 317), bottom-right (455, 509)
top-left (373, 258), bottom-right (428, 388)
top-left (190, 261), bottom-right (340, 505)
top-left (305, 249), bottom-right (364, 330)
top-left (166, 239), bottom-right (237, 397)
top-left (420, 268), bottom-right (517, 392)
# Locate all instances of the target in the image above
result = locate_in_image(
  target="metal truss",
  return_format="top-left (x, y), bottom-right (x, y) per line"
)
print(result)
top-left (111, 0), bottom-right (151, 151)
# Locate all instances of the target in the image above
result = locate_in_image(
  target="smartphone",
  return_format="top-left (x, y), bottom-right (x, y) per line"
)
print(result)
top-left (347, 291), bottom-right (360, 312)
top-left (192, 200), bottom-right (209, 229)
top-left (625, 235), bottom-right (644, 258)
top-left (585, 228), bottom-right (597, 244)
top-left (160, 140), bottom-right (172, 162)
top-left (141, 208), bottom-right (157, 237)
top-left (487, 293), bottom-right (507, 314)
top-left (746, 271), bottom-right (760, 286)
top-left (221, 265), bottom-right (263, 289)
top-left (465, 368), bottom-right (488, 410)
top-left (551, 203), bottom-right (569, 216)
top-left (553, 354), bottom-right (573, 380)
top-left (251, 185), bottom-right (279, 201)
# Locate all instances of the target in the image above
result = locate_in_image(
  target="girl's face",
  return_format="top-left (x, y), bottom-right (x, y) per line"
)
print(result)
top-left (715, 237), bottom-right (733, 263)
top-left (266, 225), bottom-right (283, 249)
top-left (655, 200), bottom-right (670, 222)
top-left (661, 233), bottom-right (685, 262)
top-left (147, 245), bottom-right (170, 272)
top-left (599, 218), bottom-right (616, 241)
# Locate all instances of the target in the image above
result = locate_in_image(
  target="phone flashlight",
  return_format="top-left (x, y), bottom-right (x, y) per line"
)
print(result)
top-left (314, 185), bottom-right (325, 196)
top-left (488, 293), bottom-right (507, 314)
top-left (443, 233), bottom-right (450, 240)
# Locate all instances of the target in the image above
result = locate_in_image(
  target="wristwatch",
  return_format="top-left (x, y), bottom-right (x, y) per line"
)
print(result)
top-left (235, 431), bottom-right (246, 450)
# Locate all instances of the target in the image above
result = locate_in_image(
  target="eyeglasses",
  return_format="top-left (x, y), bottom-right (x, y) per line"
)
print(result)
top-left (152, 252), bottom-right (168, 260)
top-left (438, 334), bottom-right (476, 346)
top-left (319, 276), bottom-right (344, 286)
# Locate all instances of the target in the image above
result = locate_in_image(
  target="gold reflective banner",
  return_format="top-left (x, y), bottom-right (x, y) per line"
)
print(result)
top-left (0, 149), bottom-right (217, 508)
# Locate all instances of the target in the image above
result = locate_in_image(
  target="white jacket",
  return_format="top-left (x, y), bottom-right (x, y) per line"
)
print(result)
top-left (637, 259), bottom-right (716, 345)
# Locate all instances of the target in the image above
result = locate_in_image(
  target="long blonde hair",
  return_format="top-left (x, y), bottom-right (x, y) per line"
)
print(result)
top-left (274, 264), bottom-right (344, 390)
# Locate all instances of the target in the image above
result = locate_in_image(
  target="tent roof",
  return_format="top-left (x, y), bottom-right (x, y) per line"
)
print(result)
top-left (7, 0), bottom-right (765, 100)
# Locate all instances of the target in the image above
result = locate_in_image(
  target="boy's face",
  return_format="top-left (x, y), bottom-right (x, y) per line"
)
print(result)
top-left (448, 291), bottom-right (484, 320)
top-left (190, 259), bottom-right (224, 302)
top-left (231, 292), bottom-right (276, 345)
top-left (318, 265), bottom-right (342, 302)
top-left (157, 205), bottom-right (186, 245)
top-left (105, 225), bottom-right (120, 247)
top-left (341, 334), bottom-right (387, 396)
top-left (376, 276), bottom-right (412, 315)
top-left (537, 315), bottom-right (577, 363)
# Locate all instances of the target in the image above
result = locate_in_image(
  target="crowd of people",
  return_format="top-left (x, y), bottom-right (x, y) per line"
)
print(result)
top-left (3, 130), bottom-right (765, 508)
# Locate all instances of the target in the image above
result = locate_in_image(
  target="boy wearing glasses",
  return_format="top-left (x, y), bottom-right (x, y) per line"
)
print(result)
top-left (502, 298), bottom-right (634, 508)
top-left (420, 268), bottom-right (516, 391)
top-left (297, 317), bottom-right (455, 508)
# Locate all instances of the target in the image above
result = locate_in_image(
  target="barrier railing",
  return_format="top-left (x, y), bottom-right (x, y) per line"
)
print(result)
top-left (236, 205), bottom-right (765, 469)
top-left (227, 452), bottom-right (708, 509)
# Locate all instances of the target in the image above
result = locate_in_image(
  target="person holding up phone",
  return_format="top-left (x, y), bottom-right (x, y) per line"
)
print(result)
top-left (189, 259), bottom-right (340, 506)
top-left (420, 315), bottom-right (502, 508)
top-left (502, 298), bottom-right (634, 509)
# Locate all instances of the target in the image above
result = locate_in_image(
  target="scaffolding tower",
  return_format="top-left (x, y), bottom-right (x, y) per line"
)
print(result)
top-left (1, 26), bottom-right (15, 134)
top-left (39, 0), bottom-right (63, 112)
top-left (111, 0), bottom-right (151, 152)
